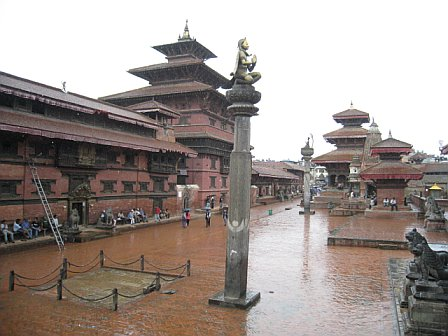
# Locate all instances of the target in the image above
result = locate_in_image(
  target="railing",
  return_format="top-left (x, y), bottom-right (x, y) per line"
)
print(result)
top-left (8, 250), bottom-right (190, 311)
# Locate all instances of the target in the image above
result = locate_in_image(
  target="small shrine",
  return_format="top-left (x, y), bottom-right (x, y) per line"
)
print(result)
top-left (360, 131), bottom-right (423, 210)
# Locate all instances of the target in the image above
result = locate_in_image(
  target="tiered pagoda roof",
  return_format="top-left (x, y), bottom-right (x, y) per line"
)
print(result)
top-left (370, 136), bottom-right (413, 155)
top-left (360, 160), bottom-right (422, 181)
top-left (333, 103), bottom-right (370, 126)
top-left (360, 131), bottom-right (422, 181)
top-left (0, 72), bottom-right (196, 156)
top-left (313, 148), bottom-right (364, 164)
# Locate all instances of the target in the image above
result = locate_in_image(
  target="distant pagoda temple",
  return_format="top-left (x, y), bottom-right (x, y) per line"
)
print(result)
top-left (313, 103), bottom-right (373, 194)
top-left (360, 131), bottom-right (423, 207)
top-left (101, 22), bottom-right (233, 206)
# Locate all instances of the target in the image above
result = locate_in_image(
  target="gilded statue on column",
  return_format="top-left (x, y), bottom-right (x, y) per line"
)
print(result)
top-left (224, 38), bottom-right (261, 88)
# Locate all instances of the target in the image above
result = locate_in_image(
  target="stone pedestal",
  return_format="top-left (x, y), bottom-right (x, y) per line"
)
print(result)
top-left (208, 84), bottom-right (261, 309)
top-left (403, 280), bottom-right (448, 335)
top-left (424, 218), bottom-right (447, 232)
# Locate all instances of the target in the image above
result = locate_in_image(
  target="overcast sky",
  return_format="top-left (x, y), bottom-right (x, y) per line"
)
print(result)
top-left (1, 0), bottom-right (447, 160)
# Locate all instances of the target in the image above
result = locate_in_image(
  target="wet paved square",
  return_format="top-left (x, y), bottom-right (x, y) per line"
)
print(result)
top-left (1, 201), bottom-right (447, 335)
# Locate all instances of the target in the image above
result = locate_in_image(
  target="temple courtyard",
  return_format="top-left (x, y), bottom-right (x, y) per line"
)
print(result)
top-left (1, 200), bottom-right (447, 336)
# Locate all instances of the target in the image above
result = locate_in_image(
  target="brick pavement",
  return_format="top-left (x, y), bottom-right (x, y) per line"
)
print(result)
top-left (0, 200), bottom-right (447, 336)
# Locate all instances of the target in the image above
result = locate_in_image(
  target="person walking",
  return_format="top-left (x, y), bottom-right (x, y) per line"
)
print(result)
top-left (185, 210), bottom-right (191, 227)
top-left (205, 209), bottom-right (211, 228)
top-left (222, 208), bottom-right (228, 226)
top-left (154, 206), bottom-right (161, 223)
top-left (181, 211), bottom-right (187, 228)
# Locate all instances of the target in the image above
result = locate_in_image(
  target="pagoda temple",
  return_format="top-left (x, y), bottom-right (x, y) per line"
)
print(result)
top-left (101, 22), bottom-right (232, 206)
top-left (360, 131), bottom-right (423, 208)
top-left (313, 103), bottom-right (371, 190)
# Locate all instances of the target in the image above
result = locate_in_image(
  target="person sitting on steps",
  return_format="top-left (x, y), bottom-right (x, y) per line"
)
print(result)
top-left (1, 220), bottom-right (15, 244)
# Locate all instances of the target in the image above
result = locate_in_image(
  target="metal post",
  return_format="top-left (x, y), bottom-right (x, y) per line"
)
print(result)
top-left (9, 271), bottom-right (14, 291)
top-left (140, 255), bottom-right (144, 272)
top-left (57, 279), bottom-right (62, 300)
top-left (100, 250), bottom-right (104, 268)
top-left (112, 288), bottom-right (118, 311)
top-left (186, 259), bottom-right (191, 276)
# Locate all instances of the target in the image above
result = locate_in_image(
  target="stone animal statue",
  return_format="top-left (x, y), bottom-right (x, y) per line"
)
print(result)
top-left (405, 228), bottom-right (448, 281)
top-left (425, 196), bottom-right (445, 221)
top-left (105, 208), bottom-right (114, 226)
top-left (69, 208), bottom-right (80, 229)
top-left (406, 228), bottom-right (448, 266)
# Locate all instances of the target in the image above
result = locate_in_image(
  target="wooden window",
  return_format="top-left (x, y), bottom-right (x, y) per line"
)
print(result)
top-left (152, 177), bottom-right (165, 192)
top-left (222, 176), bottom-right (227, 188)
top-left (101, 180), bottom-right (116, 193)
top-left (35, 180), bottom-right (55, 195)
top-left (14, 97), bottom-right (31, 112)
top-left (179, 116), bottom-right (189, 125)
top-left (124, 152), bottom-right (136, 167)
top-left (210, 157), bottom-right (217, 170)
top-left (122, 181), bottom-right (135, 193)
top-left (0, 140), bottom-right (18, 158)
top-left (168, 182), bottom-right (176, 192)
top-left (210, 176), bottom-right (216, 188)
top-left (209, 118), bottom-right (216, 126)
top-left (0, 180), bottom-right (20, 197)
top-left (107, 151), bottom-right (118, 164)
top-left (139, 182), bottom-right (149, 192)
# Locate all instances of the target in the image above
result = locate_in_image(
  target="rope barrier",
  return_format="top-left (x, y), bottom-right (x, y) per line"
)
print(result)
top-left (68, 254), bottom-right (99, 268)
top-left (14, 263), bottom-right (63, 281)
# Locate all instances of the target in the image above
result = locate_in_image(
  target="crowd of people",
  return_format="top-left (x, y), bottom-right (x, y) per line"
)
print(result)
top-left (1, 216), bottom-right (47, 244)
top-left (3, 199), bottom-right (230, 244)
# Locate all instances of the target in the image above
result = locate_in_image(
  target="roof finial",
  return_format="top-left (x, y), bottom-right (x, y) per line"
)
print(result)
top-left (350, 101), bottom-right (353, 109)
top-left (388, 130), bottom-right (393, 138)
top-left (179, 19), bottom-right (191, 41)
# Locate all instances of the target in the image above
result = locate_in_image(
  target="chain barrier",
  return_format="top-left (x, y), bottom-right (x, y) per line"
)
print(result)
top-left (8, 251), bottom-right (189, 310)
top-left (144, 260), bottom-right (187, 272)
top-left (14, 276), bottom-right (58, 292)
top-left (104, 254), bottom-right (141, 267)
top-left (68, 254), bottom-right (99, 268)
top-left (14, 263), bottom-right (63, 281)
top-left (62, 283), bottom-right (115, 302)
top-left (159, 265), bottom-right (187, 282)
top-left (67, 261), bottom-right (100, 274)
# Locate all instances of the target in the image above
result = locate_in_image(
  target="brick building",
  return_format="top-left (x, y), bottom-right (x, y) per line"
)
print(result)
top-left (101, 23), bottom-right (232, 207)
top-left (0, 71), bottom-right (196, 225)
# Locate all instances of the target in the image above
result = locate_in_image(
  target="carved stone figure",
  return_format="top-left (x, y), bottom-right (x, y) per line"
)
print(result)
top-left (405, 228), bottom-right (448, 281)
top-left (105, 208), bottom-right (114, 226)
top-left (425, 196), bottom-right (445, 221)
top-left (69, 208), bottom-right (80, 230)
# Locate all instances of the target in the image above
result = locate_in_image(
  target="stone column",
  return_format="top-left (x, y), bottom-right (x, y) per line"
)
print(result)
top-left (209, 83), bottom-right (261, 309)
top-left (300, 141), bottom-right (314, 215)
